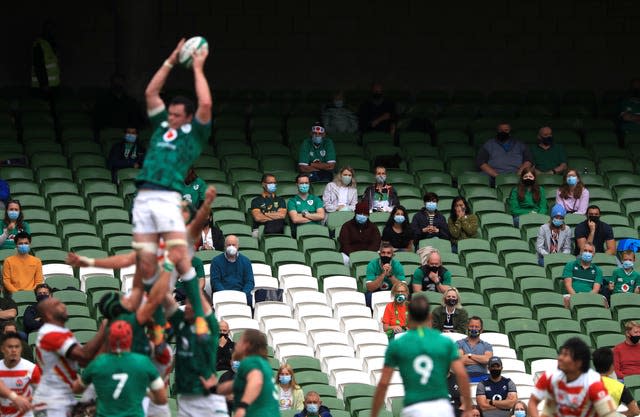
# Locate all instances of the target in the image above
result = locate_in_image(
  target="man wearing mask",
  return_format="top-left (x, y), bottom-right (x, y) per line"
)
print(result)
top-left (337, 200), bottom-right (382, 265)
top-left (287, 174), bottom-right (326, 238)
top-left (361, 166), bottom-right (400, 213)
top-left (216, 320), bottom-right (235, 371)
top-left (364, 243), bottom-right (407, 307)
top-left (2, 232), bottom-right (43, 295)
top-left (613, 321), bottom-right (640, 379)
top-left (22, 283), bottom-right (51, 334)
top-left (561, 242), bottom-right (604, 308)
top-left (412, 251), bottom-right (451, 294)
top-left (358, 82), bottom-right (397, 135)
top-left (457, 316), bottom-right (494, 382)
top-left (531, 126), bottom-right (567, 175)
top-left (476, 357), bottom-right (518, 417)
top-left (476, 123), bottom-right (533, 184)
top-left (321, 91), bottom-right (358, 134)
top-left (619, 78), bottom-right (640, 133)
top-left (107, 126), bottom-right (146, 183)
top-left (182, 167), bottom-right (207, 208)
top-left (251, 174), bottom-right (287, 236)
top-left (210, 235), bottom-right (255, 305)
top-left (574, 205), bottom-right (616, 255)
top-left (294, 391), bottom-right (333, 417)
top-left (297, 123), bottom-right (336, 183)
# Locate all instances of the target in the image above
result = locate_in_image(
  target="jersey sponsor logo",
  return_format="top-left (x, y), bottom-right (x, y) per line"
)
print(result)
top-left (157, 142), bottom-right (177, 150)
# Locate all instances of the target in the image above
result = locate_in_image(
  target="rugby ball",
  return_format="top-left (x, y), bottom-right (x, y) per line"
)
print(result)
top-left (178, 36), bottom-right (208, 68)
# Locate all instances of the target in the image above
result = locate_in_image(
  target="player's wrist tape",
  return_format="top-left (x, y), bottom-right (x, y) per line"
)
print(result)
top-left (8, 392), bottom-right (17, 400)
top-left (237, 401), bottom-right (250, 409)
top-left (78, 256), bottom-right (95, 266)
top-left (163, 60), bottom-right (174, 69)
top-left (207, 384), bottom-right (218, 394)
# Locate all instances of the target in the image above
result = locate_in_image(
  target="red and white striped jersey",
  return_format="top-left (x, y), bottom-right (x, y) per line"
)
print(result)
top-left (0, 358), bottom-right (41, 417)
top-left (533, 368), bottom-right (609, 417)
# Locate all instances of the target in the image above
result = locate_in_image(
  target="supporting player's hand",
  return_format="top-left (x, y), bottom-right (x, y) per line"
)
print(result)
top-left (10, 394), bottom-right (32, 413)
top-left (234, 409), bottom-right (246, 417)
top-left (191, 45), bottom-right (209, 71)
top-left (65, 252), bottom-right (89, 267)
top-left (204, 186), bottom-right (217, 206)
top-left (167, 38), bottom-right (186, 66)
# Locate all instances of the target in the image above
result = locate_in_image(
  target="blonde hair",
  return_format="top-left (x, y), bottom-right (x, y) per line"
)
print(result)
top-left (277, 363), bottom-right (301, 389)
top-left (442, 287), bottom-right (462, 308)
top-left (391, 281), bottom-right (409, 296)
top-left (625, 320), bottom-right (639, 332)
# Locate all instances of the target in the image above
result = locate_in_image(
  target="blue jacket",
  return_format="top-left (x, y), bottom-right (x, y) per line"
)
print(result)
top-left (209, 253), bottom-right (254, 304)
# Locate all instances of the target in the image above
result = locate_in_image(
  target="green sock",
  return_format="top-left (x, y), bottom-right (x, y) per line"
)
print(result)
top-left (153, 305), bottom-right (166, 327)
top-left (181, 268), bottom-right (204, 318)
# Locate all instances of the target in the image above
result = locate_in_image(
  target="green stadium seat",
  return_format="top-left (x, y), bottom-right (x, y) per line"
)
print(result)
top-left (610, 293), bottom-right (640, 314)
top-left (496, 305), bottom-right (533, 324)
top-left (595, 333), bottom-right (626, 349)
top-left (61, 223), bottom-right (98, 238)
top-left (489, 292), bottom-right (525, 309)
top-left (271, 250), bottom-right (306, 268)
top-left (295, 370), bottom-right (329, 386)
top-left (29, 235), bottom-right (63, 251)
top-left (545, 319), bottom-right (581, 343)
top-left (535, 306), bottom-right (572, 324)
top-left (521, 346), bottom-right (558, 369)
top-left (478, 277), bottom-right (514, 295)
top-left (37, 166), bottom-right (73, 182)
top-left (53, 290), bottom-right (88, 306)
top-left (296, 224), bottom-right (330, 239)
top-left (262, 236), bottom-right (298, 256)
top-left (287, 356), bottom-right (321, 372)
top-left (470, 264), bottom-right (507, 280)
top-left (575, 307), bottom-right (612, 324)
top-left (36, 249), bottom-right (69, 264)
top-left (45, 275), bottom-right (80, 291)
top-left (315, 264), bottom-right (350, 280)
top-left (300, 236), bottom-right (336, 254)
top-left (67, 317), bottom-right (97, 331)
top-left (29, 222), bottom-right (58, 237)
top-left (513, 332), bottom-right (552, 351)
top-left (554, 332), bottom-right (592, 349)
top-left (54, 208), bottom-right (91, 225)
top-left (464, 305), bottom-right (492, 320)
top-left (302, 383), bottom-right (337, 398)
top-left (519, 278), bottom-right (555, 299)
top-left (49, 194), bottom-right (85, 210)
top-left (502, 319), bottom-right (541, 338)
top-left (11, 291), bottom-right (36, 305)
top-left (94, 208), bottom-right (129, 226)
top-left (570, 293), bottom-right (608, 310)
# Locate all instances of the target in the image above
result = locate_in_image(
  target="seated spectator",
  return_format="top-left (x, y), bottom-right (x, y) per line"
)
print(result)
top-left (613, 320), bottom-right (640, 378)
top-left (476, 122), bottom-right (533, 182)
top-left (536, 204), bottom-right (572, 266)
top-left (216, 320), bottom-right (234, 371)
top-left (412, 250), bottom-right (451, 294)
top-left (411, 192), bottom-right (450, 244)
top-left (531, 126), bottom-right (567, 175)
top-left (0, 179), bottom-right (8, 211)
top-left (0, 200), bottom-right (30, 250)
top-left (592, 347), bottom-right (640, 416)
top-left (322, 166), bottom-right (358, 213)
top-left (457, 316), bottom-right (493, 382)
top-left (358, 82), bottom-right (397, 135)
top-left (574, 205), bottom-right (616, 255)
top-left (276, 363), bottom-right (304, 411)
top-left (471, 405), bottom-right (485, 417)
top-left (182, 167), bottom-right (207, 208)
top-left (361, 166), bottom-right (399, 213)
top-left (93, 73), bottom-right (146, 131)
top-left (556, 168), bottom-right (589, 215)
top-left (0, 321), bottom-right (34, 362)
top-left (294, 390), bottom-right (333, 417)
top-left (618, 78), bottom-right (640, 133)
top-left (476, 356), bottom-right (518, 417)
top-left (22, 283), bottom-right (51, 334)
top-left (381, 282), bottom-right (410, 339)
top-left (0, 292), bottom-right (17, 329)
top-left (218, 357), bottom-right (239, 412)
top-left (2, 232), bottom-right (43, 295)
top-left (601, 250), bottom-right (640, 305)
top-left (209, 235), bottom-right (254, 305)
top-left (381, 205), bottom-right (414, 252)
top-left (432, 287), bottom-right (469, 334)
top-left (297, 123), bottom-right (336, 183)
top-left (288, 174), bottom-right (326, 236)
top-left (508, 167), bottom-right (547, 227)
top-left (448, 197), bottom-right (479, 253)
top-left (562, 242), bottom-right (603, 308)
top-left (251, 173), bottom-right (287, 236)
top-left (447, 368), bottom-right (464, 417)
top-left (508, 401), bottom-right (528, 417)
top-left (365, 242), bottom-right (407, 307)
top-left (338, 201), bottom-right (381, 265)
top-left (107, 126), bottom-right (146, 183)
top-left (321, 91), bottom-right (358, 134)
top-left (195, 211), bottom-right (224, 251)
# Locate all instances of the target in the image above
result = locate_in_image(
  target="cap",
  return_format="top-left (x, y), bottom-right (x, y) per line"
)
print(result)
top-left (98, 291), bottom-right (125, 320)
top-left (488, 356), bottom-right (502, 367)
top-left (551, 203), bottom-right (567, 218)
top-left (355, 200), bottom-right (369, 215)
top-left (108, 320), bottom-right (132, 353)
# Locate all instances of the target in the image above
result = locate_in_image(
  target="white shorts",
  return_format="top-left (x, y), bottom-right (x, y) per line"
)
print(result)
top-left (143, 397), bottom-right (171, 417)
top-left (178, 394), bottom-right (229, 417)
top-left (132, 190), bottom-right (186, 234)
top-left (401, 398), bottom-right (454, 417)
top-left (32, 406), bottom-right (72, 417)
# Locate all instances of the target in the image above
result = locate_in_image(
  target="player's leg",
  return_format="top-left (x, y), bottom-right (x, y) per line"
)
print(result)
top-left (178, 394), bottom-right (228, 417)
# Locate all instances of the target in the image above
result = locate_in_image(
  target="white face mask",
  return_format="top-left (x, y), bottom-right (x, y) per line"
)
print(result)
top-left (225, 246), bottom-right (238, 257)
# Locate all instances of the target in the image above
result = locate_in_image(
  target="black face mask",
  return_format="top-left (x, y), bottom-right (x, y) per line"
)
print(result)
top-left (380, 256), bottom-right (392, 265)
top-left (588, 216), bottom-right (600, 223)
top-left (490, 369), bottom-right (502, 378)
top-left (496, 131), bottom-right (510, 142)
top-left (445, 298), bottom-right (458, 306)
top-left (540, 136), bottom-right (553, 145)
top-left (523, 178), bottom-right (535, 186)
top-left (36, 294), bottom-right (49, 303)
top-left (630, 335), bottom-right (640, 344)
top-left (428, 266), bottom-right (440, 273)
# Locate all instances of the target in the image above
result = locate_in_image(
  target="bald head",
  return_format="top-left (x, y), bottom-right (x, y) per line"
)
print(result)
top-left (225, 235), bottom-right (239, 248)
top-left (427, 252), bottom-right (441, 266)
top-left (38, 297), bottom-right (68, 324)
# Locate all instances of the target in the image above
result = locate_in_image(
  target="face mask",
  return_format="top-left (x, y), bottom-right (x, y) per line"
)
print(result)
top-left (522, 178), bottom-right (535, 186)
top-left (469, 329), bottom-right (480, 338)
top-left (445, 298), bottom-right (458, 306)
top-left (225, 246), bottom-right (238, 257)
top-left (428, 266), bottom-right (440, 273)
top-left (588, 216), bottom-right (600, 224)
top-left (36, 294), bottom-right (49, 302)
top-left (312, 135), bottom-right (323, 145)
top-left (425, 202), bottom-right (437, 212)
top-left (489, 369), bottom-right (502, 378)
top-left (566, 176), bottom-right (578, 186)
top-left (279, 375), bottom-right (292, 385)
top-left (298, 183), bottom-right (310, 193)
top-left (395, 294), bottom-right (406, 303)
top-left (231, 360), bottom-right (240, 372)
top-left (266, 183), bottom-right (277, 193)
top-left (17, 244), bottom-right (30, 255)
top-left (375, 175), bottom-right (386, 184)
top-left (355, 214), bottom-right (368, 224)
top-left (630, 335), bottom-right (640, 344)
top-left (497, 131), bottom-right (510, 142)
top-left (306, 404), bottom-right (320, 414)
top-left (334, 100), bottom-right (343, 108)
top-left (342, 175), bottom-right (352, 185)
top-left (623, 260), bottom-right (634, 269)
top-left (552, 218), bottom-right (564, 227)
top-left (372, 93), bottom-right (383, 100)
top-left (540, 136), bottom-right (553, 145)
top-left (394, 215), bottom-right (405, 224)
top-left (124, 133), bottom-right (137, 143)
top-left (514, 410), bottom-right (526, 417)
top-left (380, 256), bottom-right (391, 265)
top-left (7, 211), bottom-right (19, 221)
top-left (581, 252), bottom-right (593, 263)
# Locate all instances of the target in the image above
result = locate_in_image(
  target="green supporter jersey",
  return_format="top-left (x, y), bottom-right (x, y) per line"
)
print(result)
top-left (136, 108), bottom-right (211, 192)
top-left (530, 143), bottom-right (567, 172)
top-left (116, 312), bottom-right (151, 356)
top-left (610, 267), bottom-right (639, 293)
top-left (384, 326), bottom-right (459, 407)
top-left (182, 176), bottom-right (207, 208)
top-left (298, 137), bottom-right (336, 165)
top-left (0, 220), bottom-right (30, 250)
top-left (169, 310), bottom-right (219, 395)
top-left (287, 194), bottom-right (324, 224)
top-left (233, 355), bottom-right (280, 416)
top-left (82, 352), bottom-right (162, 417)
top-left (562, 259), bottom-right (603, 293)
top-left (365, 258), bottom-right (406, 291)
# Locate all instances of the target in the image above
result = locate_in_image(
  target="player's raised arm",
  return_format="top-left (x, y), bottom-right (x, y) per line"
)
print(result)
top-left (191, 46), bottom-right (212, 124)
top-left (145, 39), bottom-right (185, 112)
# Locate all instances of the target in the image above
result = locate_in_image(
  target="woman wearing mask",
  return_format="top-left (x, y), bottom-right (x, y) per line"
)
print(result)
top-left (536, 204), bottom-right (572, 266)
top-left (381, 282), bottom-right (410, 340)
top-left (107, 126), bottom-right (146, 183)
top-left (361, 166), bottom-right (399, 213)
top-left (218, 357), bottom-right (240, 413)
top-left (431, 287), bottom-right (469, 334)
top-left (448, 197), bottom-right (479, 253)
top-left (509, 401), bottom-right (527, 417)
top-left (381, 205), bottom-right (414, 251)
top-left (276, 363), bottom-right (304, 411)
top-left (508, 167), bottom-right (547, 227)
top-left (555, 168), bottom-right (589, 215)
top-left (322, 166), bottom-right (358, 212)
top-left (0, 200), bottom-right (30, 250)
top-left (196, 213), bottom-right (225, 251)
top-left (411, 192), bottom-right (450, 244)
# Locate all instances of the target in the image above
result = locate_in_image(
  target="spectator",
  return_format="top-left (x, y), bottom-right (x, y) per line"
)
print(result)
top-left (2, 232), bottom-right (43, 295)
top-left (195, 211), bottom-right (224, 251)
top-left (508, 167), bottom-right (547, 227)
top-left (22, 283), bottom-right (51, 334)
top-left (338, 201), bottom-right (381, 265)
top-left (471, 405), bottom-right (484, 417)
top-left (476, 122), bottom-right (533, 182)
top-left (322, 166), bottom-right (358, 213)
top-left (531, 126), bottom-right (567, 175)
top-left (0, 179), bottom-right (8, 211)
top-left (0, 332), bottom-right (40, 416)
top-left (294, 390), bottom-right (333, 417)
top-left (217, 358), bottom-right (239, 412)
top-left (448, 197), bottom-right (479, 253)
top-left (613, 320), bottom-right (640, 379)
top-left (574, 205), bottom-right (616, 255)
top-left (562, 242), bottom-right (603, 308)
top-left (209, 235), bottom-right (254, 305)
top-left (476, 357), bottom-right (518, 417)
top-left (412, 250), bottom-right (451, 294)
top-left (457, 316), bottom-right (493, 382)
top-left (216, 320), bottom-right (234, 371)
top-left (182, 167), bottom-right (207, 208)
top-left (107, 127), bottom-right (146, 183)
top-left (0, 200), bottom-right (30, 250)
top-left (381, 205), bottom-right (414, 252)
top-left (93, 73), bottom-right (146, 131)
top-left (321, 91), bottom-right (358, 134)
top-left (251, 173), bottom-right (288, 236)
top-left (555, 168), bottom-right (589, 215)
top-left (602, 250), bottom-right (640, 304)
top-left (361, 166), bottom-right (400, 213)
top-left (358, 82), bottom-right (397, 135)
top-left (287, 174), bottom-right (326, 236)
top-left (365, 242), bottom-right (407, 307)
top-left (618, 78), bottom-right (640, 133)
top-left (508, 401), bottom-right (528, 417)
top-left (276, 363), bottom-right (304, 411)
top-left (0, 290), bottom-right (16, 327)
top-left (432, 287), bottom-right (469, 334)
top-left (447, 368), bottom-right (463, 417)
top-left (0, 322), bottom-right (33, 363)
top-left (411, 192), bottom-right (450, 244)
top-left (297, 123), bottom-right (336, 183)
top-left (381, 282), bottom-right (410, 340)
top-left (31, 20), bottom-right (60, 103)
top-left (536, 204), bottom-right (572, 266)
top-left (592, 347), bottom-right (640, 417)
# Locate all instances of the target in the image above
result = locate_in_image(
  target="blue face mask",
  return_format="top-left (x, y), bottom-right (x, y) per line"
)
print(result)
top-left (395, 294), bottom-right (406, 303)
top-left (279, 375), bottom-right (292, 385)
top-left (426, 202), bottom-right (437, 212)
top-left (231, 360), bottom-right (240, 372)
top-left (623, 260), bottom-right (634, 269)
top-left (306, 404), bottom-right (320, 414)
top-left (312, 135), bottom-right (323, 145)
top-left (124, 133), bottom-right (137, 143)
top-left (342, 175), bottom-right (352, 185)
top-left (266, 183), bottom-right (277, 193)
top-left (581, 252), bottom-right (593, 263)
top-left (469, 329), bottom-right (480, 338)
top-left (17, 244), bottom-right (30, 255)
top-left (566, 176), bottom-right (578, 186)
top-left (298, 183), bottom-right (310, 193)
top-left (355, 214), bottom-right (368, 224)
top-left (7, 210), bottom-right (19, 221)
top-left (552, 218), bottom-right (564, 227)
top-left (514, 410), bottom-right (526, 417)
top-left (394, 215), bottom-right (405, 224)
